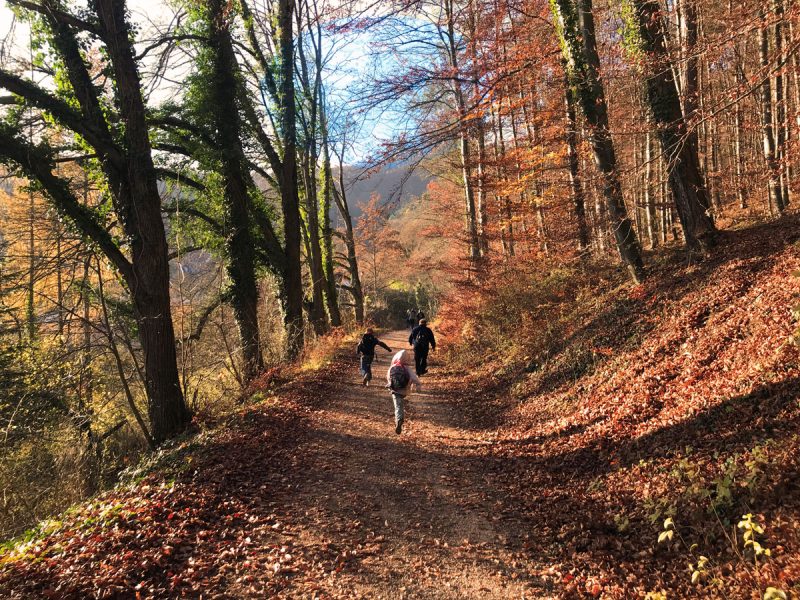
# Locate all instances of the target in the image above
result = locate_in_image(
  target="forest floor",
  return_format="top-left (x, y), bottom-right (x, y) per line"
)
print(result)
top-left (0, 330), bottom-right (552, 599)
top-left (1, 218), bottom-right (800, 599)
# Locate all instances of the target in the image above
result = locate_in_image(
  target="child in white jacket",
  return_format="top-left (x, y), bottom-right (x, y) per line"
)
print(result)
top-left (386, 349), bottom-right (421, 434)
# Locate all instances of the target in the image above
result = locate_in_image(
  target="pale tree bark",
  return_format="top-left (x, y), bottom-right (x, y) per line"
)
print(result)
top-left (490, 103), bottom-right (514, 257)
top-left (773, 0), bottom-right (791, 208)
top-left (564, 79), bottom-right (589, 252)
top-left (444, 0), bottom-right (481, 265)
top-left (733, 44), bottom-right (748, 209)
top-left (643, 131), bottom-right (658, 247)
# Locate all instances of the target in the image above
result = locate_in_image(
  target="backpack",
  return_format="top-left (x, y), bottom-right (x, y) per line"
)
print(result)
top-left (389, 364), bottom-right (410, 391)
top-left (412, 328), bottom-right (429, 349)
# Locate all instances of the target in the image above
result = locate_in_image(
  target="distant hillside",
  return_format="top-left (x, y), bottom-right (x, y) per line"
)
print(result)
top-left (333, 161), bottom-right (431, 225)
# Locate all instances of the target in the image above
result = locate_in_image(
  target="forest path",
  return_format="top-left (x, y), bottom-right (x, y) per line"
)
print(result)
top-left (234, 330), bottom-right (550, 599)
top-left (0, 330), bottom-right (553, 598)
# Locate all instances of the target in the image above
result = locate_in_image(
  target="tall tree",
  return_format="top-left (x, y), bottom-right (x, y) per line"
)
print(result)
top-left (204, 0), bottom-right (264, 382)
top-left (319, 102), bottom-right (343, 327)
top-left (759, 4), bottom-right (786, 214)
top-left (0, 0), bottom-right (190, 443)
top-left (443, 0), bottom-right (482, 266)
top-left (296, 1), bottom-right (330, 335)
top-left (278, 0), bottom-right (305, 357)
top-left (551, 0), bottom-right (645, 281)
top-left (626, 0), bottom-right (717, 254)
top-left (564, 75), bottom-right (589, 252)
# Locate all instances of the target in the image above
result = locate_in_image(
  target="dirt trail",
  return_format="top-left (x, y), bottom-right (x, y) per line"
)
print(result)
top-left (240, 331), bottom-right (550, 599)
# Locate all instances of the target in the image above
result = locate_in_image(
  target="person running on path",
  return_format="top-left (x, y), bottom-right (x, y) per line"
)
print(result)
top-left (386, 349), bottom-right (421, 434)
top-left (407, 308), bottom-right (418, 330)
top-left (415, 310), bottom-right (425, 325)
top-left (409, 318), bottom-right (436, 376)
top-left (357, 328), bottom-right (392, 386)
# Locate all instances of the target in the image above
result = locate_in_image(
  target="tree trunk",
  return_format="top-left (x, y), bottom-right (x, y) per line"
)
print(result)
top-left (631, 0), bottom-right (717, 255)
top-left (95, 0), bottom-right (189, 442)
top-left (790, 18), bottom-right (799, 204)
top-left (295, 27), bottom-right (329, 337)
top-left (301, 151), bottom-right (329, 336)
top-left (644, 131), bottom-right (658, 247)
top-left (278, 0), bottom-right (304, 358)
top-left (26, 186), bottom-right (35, 341)
top-left (734, 47), bottom-right (747, 209)
top-left (475, 113), bottom-right (489, 256)
top-left (564, 80), bottom-right (589, 252)
top-left (773, 0), bottom-right (790, 208)
top-left (445, 0), bottom-right (480, 265)
top-left (760, 6), bottom-right (785, 214)
top-left (320, 118), bottom-right (342, 327)
top-left (332, 151), bottom-right (365, 324)
top-left (490, 103), bottom-right (514, 257)
top-left (551, 0), bottom-right (645, 281)
top-left (680, 0), bottom-right (699, 150)
top-left (207, 0), bottom-right (264, 383)
top-left (510, 96), bottom-right (545, 255)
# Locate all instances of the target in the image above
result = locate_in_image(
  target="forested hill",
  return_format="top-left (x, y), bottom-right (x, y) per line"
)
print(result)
top-left (337, 162), bottom-right (432, 220)
top-left (0, 217), bottom-right (797, 598)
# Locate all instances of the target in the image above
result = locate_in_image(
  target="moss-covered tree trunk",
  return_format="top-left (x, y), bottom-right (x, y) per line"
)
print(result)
top-left (300, 150), bottom-right (330, 336)
top-left (551, 0), bottom-right (645, 282)
top-left (278, 0), bottom-right (305, 358)
top-left (629, 0), bottom-right (717, 254)
top-left (206, 0), bottom-right (264, 383)
top-left (331, 149), bottom-right (365, 324)
top-left (93, 0), bottom-right (191, 443)
top-left (21, 0), bottom-right (193, 442)
top-left (320, 111), bottom-right (342, 327)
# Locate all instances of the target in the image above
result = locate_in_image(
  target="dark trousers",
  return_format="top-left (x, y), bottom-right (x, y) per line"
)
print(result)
top-left (360, 354), bottom-right (374, 381)
top-left (414, 346), bottom-right (429, 375)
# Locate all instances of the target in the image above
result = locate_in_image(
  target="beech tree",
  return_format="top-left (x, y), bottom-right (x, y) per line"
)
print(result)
top-left (551, 0), bottom-right (645, 281)
top-left (625, 0), bottom-right (717, 254)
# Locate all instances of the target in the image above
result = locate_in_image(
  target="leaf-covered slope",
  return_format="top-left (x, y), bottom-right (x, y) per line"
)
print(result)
top-left (436, 216), bottom-right (800, 597)
top-left (0, 367), bottom-right (335, 599)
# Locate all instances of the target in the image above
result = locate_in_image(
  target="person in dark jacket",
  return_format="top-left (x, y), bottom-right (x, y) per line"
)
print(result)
top-left (357, 328), bottom-right (392, 386)
top-left (409, 319), bottom-right (436, 376)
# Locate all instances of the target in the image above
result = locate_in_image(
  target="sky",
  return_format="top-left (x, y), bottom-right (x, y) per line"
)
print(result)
top-left (0, 0), bottom-right (421, 165)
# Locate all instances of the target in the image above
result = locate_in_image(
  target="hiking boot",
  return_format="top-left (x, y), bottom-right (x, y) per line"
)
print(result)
top-left (395, 419), bottom-right (403, 435)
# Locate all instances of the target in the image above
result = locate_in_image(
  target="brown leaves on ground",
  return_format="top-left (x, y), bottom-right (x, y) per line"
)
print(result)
top-left (435, 217), bottom-right (800, 598)
top-left (2, 219), bottom-right (800, 599)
